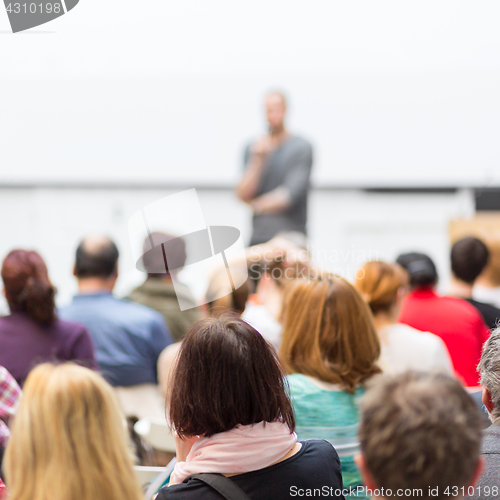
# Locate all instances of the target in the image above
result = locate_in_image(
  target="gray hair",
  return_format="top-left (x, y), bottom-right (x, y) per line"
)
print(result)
top-left (479, 327), bottom-right (500, 421)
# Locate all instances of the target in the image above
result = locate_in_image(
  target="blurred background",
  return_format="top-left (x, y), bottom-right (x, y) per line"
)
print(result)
top-left (0, 0), bottom-right (499, 307)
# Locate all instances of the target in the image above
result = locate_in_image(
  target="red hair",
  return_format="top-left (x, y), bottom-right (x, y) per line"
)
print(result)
top-left (1, 250), bottom-right (56, 325)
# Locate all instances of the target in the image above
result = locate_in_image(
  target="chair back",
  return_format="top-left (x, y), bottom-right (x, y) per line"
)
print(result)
top-left (134, 416), bottom-right (176, 452)
top-left (134, 458), bottom-right (176, 500)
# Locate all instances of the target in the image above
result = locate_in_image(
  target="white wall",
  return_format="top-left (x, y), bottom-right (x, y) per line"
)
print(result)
top-left (1, 0), bottom-right (500, 187)
top-left (0, 187), bottom-right (475, 314)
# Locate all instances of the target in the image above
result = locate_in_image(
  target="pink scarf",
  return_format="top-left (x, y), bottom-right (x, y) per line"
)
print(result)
top-left (171, 421), bottom-right (297, 484)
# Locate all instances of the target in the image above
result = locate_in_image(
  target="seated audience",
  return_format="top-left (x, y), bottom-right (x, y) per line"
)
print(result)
top-left (397, 252), bottom-right (490, 387)
top-left (243, 233), bottom-right (308, 351)
top-left (450, 236), bottom-right (500, 330)
top-left (474, 236), bottom-right (500, 308)
top-left (355, 261), bottom-right (453, 374)
top-left (158, 314), bottom-right (345, 499)
top-left (60, 236), bottom-right (172, 419)
top-left (0, 250), bottom-right (96, 386)
top-left (0, 366), bottom-right (21, 475)
top-left (3, 363), bottom-right (143, 500)
top-left (60, 236), bottom-right (172, 387)
top-left (468, 327), bottom-right (500, 499)
top-left (127, 232), bottom-right (202, 342)
top-left (356, 371), bottom-right (484, 500)
top-left (279, 275), bottom-right (381, 492)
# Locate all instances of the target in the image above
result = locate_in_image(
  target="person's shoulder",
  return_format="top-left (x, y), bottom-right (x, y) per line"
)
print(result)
top-left (114, 295), bottom-right (156, 314)
top-left (289, 441), bottom-right (342, 478)
top-left (157, 478), bottom-right (219, 500)
top-left (440, 295), bottom-right (485, 321)
top-left (287, 373), bottom-right (313, 390)
top-left (52, 317), bottom-right (91, 338)
top-left (482, 424), bottom-right (500, 454)
top-left (289, 135), bottom-right (313, 153)
top-left (300, 438), bottom-right (340, 458)
top-left (392, 323), bottom-right (443, 345)
top-left (286, 374), bottom-right (326, 398)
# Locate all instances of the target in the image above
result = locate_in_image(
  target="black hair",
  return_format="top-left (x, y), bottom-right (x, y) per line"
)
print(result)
top-left (451, 237), bottom-right (489, 285)
top-left (396, 252), bottom-right (438, 288)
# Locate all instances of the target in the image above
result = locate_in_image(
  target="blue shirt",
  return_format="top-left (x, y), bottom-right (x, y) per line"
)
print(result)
top-left (59, 292), bottom-right (172, 387)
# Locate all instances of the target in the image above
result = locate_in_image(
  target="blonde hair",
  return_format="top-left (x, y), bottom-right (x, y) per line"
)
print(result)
top-left (279, 276), bottom-right (381, 393)
top-left (4, 363), bottom-right (143, 500)
top-left (354, 261), bottom-right (408, 315)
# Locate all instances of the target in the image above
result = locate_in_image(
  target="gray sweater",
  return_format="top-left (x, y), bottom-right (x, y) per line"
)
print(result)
top-left (467, 421), bottom-right (500, 500)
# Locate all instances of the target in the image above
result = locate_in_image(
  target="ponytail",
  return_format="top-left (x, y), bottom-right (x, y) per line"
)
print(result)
top-left (21, 276), bottom-right (56, 325)
top-left (2, 249), bottom-right (57, 326)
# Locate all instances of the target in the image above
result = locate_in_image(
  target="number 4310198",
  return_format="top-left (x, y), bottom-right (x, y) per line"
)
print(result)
top-left (5, 3), bottom-right (61, 13)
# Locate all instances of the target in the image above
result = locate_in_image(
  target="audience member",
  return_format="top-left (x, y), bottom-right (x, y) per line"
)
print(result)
top-left (474, 237), bottom-right (500, 308)
top-left (356, 371), bottom-right (484, 500)
top-left (397, 252), bottom-right (490, 386)
top-left (127, 232), bottom-right (202, 342)
top-left (468, 327), bottom-right (500, 500)
top-left (450, 237), bottom-right (500, 330)
top-left (279, 275), bottom-right (381, 492)
top-left (0, 250), bottom-right (96, 386)
top-left (0, 366), bottom-right (21, 475)
top-left (159, 314), bottom-right (344, 499)
top-left (60, 236), bottom-right (172, 386)
top-left (59, 236), bottom-right (172, 418)
top-left (355, 261), bottom-right (453, 374)
top-left (4, 363), bottom-right (143, 500)
top-left (243, 234), bottom-right (308, 350)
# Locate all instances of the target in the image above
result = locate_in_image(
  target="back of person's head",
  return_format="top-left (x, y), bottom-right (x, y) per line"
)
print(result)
top-left (205, 270), bottom-right (250, 316)
top-left (141, 232), bottom-right (186, 277)
top-left (168, 314), bottom-right (295, 437)
top-left (479, 327), bottom-right (500, 422)
top-left (355, 261), bottom-right (409, 315)
top-left (358, 371), bottom-right (483, 500)
top-left (75, 235), bottom-right (119, 279)
top-left (4, 363), bottom-right (142, 500)
top-left (1, 249), bottom-right (56, 325)
top-left (451, 236), bottom-right (490, 285)
top-left (396, 252), bottom-right (438, 288)
top-left (279, 275), bottom-right (381, 393)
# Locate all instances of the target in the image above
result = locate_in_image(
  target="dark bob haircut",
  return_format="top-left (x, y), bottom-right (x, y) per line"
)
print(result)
top-left (168, 314), bottom-right (295, 438)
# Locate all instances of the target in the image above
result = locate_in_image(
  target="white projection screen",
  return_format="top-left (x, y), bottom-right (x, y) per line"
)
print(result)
top-left (1, 0), bottom-right (500, 188)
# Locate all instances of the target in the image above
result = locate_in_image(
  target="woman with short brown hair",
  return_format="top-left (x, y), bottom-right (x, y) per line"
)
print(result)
top-left (159, 314), bottom-right (344, 500)
top-left (279, 275), bottom-right (381, 493)
top-left (354, 260), bottom-right (453, 375)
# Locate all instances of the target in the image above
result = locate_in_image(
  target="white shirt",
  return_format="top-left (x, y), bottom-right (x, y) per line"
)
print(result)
top-left (378, 323), bottom-right (454, 375)
top-left (242, 303), bottom-right (282, 352)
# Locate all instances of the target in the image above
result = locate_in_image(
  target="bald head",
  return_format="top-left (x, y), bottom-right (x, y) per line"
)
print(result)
top-left (75, 235), bottom-right (119, 279)
top-left (265, 91), bottom-right (287, 133)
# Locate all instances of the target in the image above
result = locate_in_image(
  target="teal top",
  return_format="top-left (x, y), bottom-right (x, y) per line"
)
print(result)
top-left (287, 373), bottom-right (364, 489)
